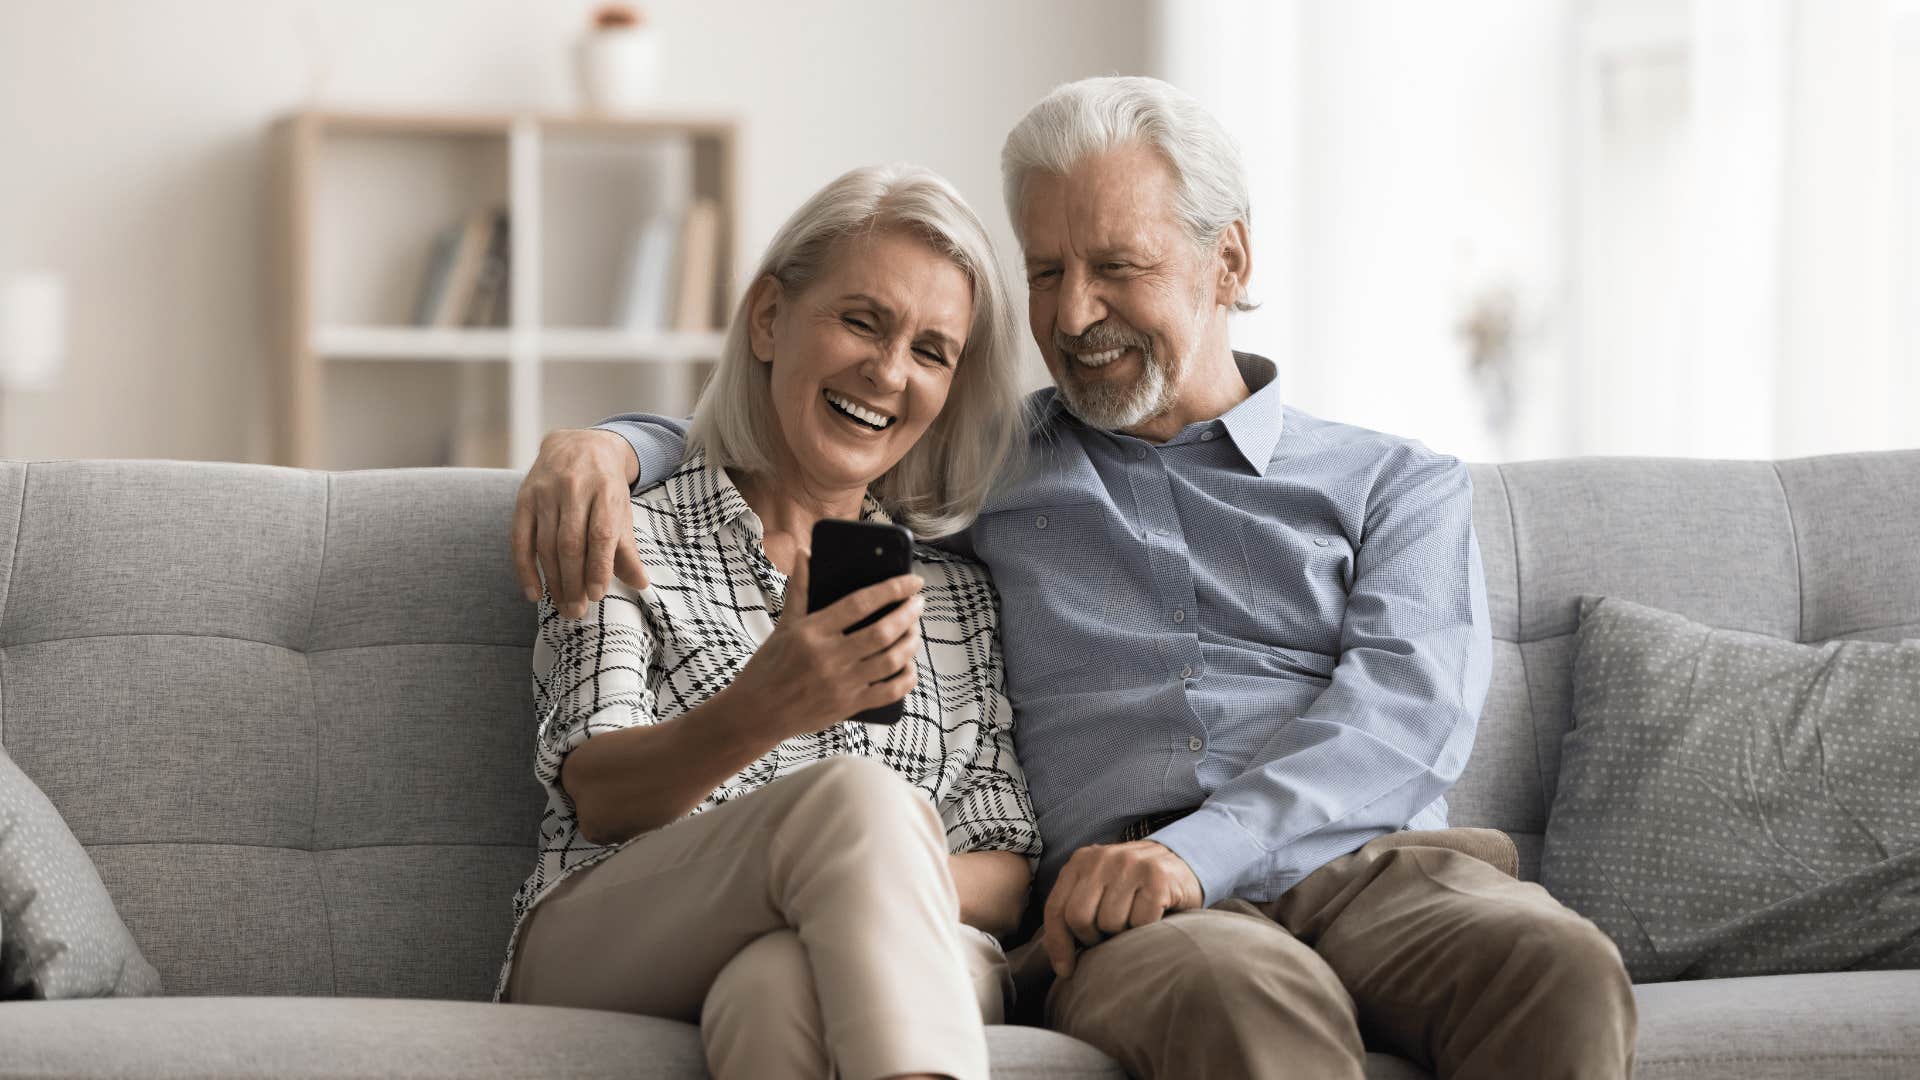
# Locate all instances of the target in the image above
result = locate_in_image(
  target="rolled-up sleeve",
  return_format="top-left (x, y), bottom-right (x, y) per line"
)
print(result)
top-left (531, 569), bottom-right (659, 811)
top-left (1151, 449), bottom-right (1492, 905)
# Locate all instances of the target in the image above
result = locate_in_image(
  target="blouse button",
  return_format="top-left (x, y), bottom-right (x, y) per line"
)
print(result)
top-left (1314, 537), bottom-right (1331, 547)
top-left (1035, 514), bottom-right (1049, 530)
top-left (1172, 609), bottom-right (1186, 624)
top-left (1180, 665), bottom-right (1194, 680)
top-left (1188, 736), bottom-right (1204, 752)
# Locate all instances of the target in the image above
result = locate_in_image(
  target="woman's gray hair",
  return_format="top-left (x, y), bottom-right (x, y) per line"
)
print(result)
top-left (1001, 75), bottom-right (1255, 311)
top-left (686, 163), bottom-right (1026, 539)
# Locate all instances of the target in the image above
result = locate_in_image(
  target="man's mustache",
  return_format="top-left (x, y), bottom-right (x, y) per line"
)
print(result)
top-left (1054, 323), bottom-right (1149, 356)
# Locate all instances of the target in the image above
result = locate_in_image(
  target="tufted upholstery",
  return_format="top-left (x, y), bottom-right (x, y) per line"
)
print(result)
top-left (0, 450), bottom-right (1916, 1009)
top-left (1451, 452), bottom-right (1920, 881)
top-left (0, 461), bottom-right (540, 1000)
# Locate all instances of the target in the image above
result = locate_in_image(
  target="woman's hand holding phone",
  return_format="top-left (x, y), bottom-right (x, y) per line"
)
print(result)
top-left (727, 555), bottom-right (925, 741)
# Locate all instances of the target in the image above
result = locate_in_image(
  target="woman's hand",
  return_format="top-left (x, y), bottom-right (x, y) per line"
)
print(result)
top-left (728, 556), bottom-right (926, 741)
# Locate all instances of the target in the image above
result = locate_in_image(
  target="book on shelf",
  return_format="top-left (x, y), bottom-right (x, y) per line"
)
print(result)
top-left (613, 212), bottom-right (681, 333)
top-left (463, 210), bottom-right (511, 328)
top-left (411, 207), bottom-right (502, 329)
top-left (672, 197), bottom-right (722, 333)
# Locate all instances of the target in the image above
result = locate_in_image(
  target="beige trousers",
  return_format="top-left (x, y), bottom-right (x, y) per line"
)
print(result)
top-left (504, 755), bottom-right (1006, 1080)
top-left (1017, 829), bottom-right (1637, 1080)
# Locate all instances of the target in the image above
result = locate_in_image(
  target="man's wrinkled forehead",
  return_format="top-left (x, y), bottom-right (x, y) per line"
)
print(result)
top-left (1016, 144), bottom-right (1182, 257)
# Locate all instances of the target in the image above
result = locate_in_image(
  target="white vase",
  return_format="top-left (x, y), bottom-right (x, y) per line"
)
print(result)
top-left (576, 27), bottom-right (661, 114)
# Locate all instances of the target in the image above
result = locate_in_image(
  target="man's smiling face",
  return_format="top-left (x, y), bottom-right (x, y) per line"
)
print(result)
top-left (1018, 142), bottom-right (1219, 434)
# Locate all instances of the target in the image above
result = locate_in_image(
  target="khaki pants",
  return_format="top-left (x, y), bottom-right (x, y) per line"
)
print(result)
top-left (504, 755), bottom-right (1006, 1080)
top-left (1016, 829), bottom-right (1637, 1080)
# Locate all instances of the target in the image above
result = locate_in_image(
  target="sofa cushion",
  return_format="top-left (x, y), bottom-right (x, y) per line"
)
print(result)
top-left (0, 998), bottom-right (1125, 1079)
top-left (1632, 970), bottom-right (1920, 1079)
top-left (0, 747), bottom-right (162, 1000)
top-left (1542, 596), bottom-right (1920, 982)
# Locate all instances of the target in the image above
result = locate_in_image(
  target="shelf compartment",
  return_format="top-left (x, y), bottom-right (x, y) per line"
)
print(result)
top-left (313, 326), bottom-right (512, 360)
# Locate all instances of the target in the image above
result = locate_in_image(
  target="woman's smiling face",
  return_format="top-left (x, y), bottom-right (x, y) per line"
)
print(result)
top-left (749, 227), bottom-right (972, 495)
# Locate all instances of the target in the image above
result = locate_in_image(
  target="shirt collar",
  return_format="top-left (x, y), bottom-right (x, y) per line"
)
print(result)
top-left (1218, 351), bottom-right (1286, 476)
top-left (1037, 350), bottom-right (1287, 476)
top-left (663, 447), bottom-right (892, 541)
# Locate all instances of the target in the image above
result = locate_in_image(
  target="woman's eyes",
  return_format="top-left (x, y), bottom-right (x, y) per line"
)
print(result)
top-left (841, 314), bottom-right (874, 333)
top-left (914, 347), bottom-right (950, 366)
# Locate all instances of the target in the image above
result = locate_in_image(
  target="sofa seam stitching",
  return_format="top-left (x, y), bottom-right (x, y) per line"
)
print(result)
top-left (1771, 461), bottom-right (1806, 643)
top-left (1496, 464), bottom-right (1548, 826)
top-left (307, 473), bottom-right (338, 995)
top-left (0, 630), bottom-right (529, 652)
top-left (84, 840), bottom-right (532, 851)
top-left (0, 463), bottom-right (27, 748)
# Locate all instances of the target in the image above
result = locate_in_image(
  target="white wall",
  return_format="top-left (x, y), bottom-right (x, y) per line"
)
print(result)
top-left (0, 0), bottom-right (1148, 463)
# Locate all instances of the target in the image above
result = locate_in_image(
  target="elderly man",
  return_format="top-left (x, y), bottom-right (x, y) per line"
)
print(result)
top-left (512, 76), bottom-right (1636, 1079)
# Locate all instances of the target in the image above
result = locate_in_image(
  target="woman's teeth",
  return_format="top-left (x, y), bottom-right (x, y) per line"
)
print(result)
top-left (1075, 347), bottom-right (1126, 368)
top-left (824, 389), bottom-right (895, 430)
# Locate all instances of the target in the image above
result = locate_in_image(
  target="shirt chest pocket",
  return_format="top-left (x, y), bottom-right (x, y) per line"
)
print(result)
top-left (974, 502), bottom-right (1129, 680)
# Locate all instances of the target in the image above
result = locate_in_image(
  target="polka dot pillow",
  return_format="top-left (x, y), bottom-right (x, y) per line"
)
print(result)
top-left (1541, 596), bottom-right (1920, 983)
top-left (1, 746), bottom-right (162, 998)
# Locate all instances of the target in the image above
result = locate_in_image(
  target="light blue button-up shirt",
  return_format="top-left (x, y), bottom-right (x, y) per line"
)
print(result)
top-left (598, 352), bottom-right (1490, 909)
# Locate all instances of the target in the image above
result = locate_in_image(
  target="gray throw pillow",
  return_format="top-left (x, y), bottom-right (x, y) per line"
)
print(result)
top-left (0, 746), bottom-right (163, 998)
top-left (1541, 596), bottom-right (1920, 982)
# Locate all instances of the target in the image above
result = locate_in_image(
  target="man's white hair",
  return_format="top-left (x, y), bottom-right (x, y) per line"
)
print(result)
top-left (1001, 75), bottom-right (1254, 311)
top-left (686, 163), bottom-right (1025, 539)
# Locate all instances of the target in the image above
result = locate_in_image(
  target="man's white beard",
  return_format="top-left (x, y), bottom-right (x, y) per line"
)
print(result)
top-left (1057, 347), bottom-right (1174, 432)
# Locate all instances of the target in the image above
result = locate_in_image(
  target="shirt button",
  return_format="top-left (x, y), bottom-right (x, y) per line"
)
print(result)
top-left (1180, 665), bottom-right (1193, 679)
top-left (1200, 431), bottom-right (1216, 442)
top-left (1172, 609), bottom-right (1186, 623)
top-left (1134, 448), bottom-right (1148, 460)
top-left (1314, 537), bottom-right (1331, 547)
top-left (1188, 736), bottom-right (1204, 752)
top-left (1035, 514), bottom-right (1049, 530)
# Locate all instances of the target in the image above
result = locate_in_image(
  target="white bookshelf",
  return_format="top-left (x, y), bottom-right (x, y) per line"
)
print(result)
top-left (270, 110), bottom-right (738, 470)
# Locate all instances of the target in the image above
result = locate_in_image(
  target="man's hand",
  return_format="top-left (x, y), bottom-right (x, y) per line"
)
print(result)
top-left (512, 429), bottom-right (647, 617)
top-left (1042, 840), bottom-right (1204, 978)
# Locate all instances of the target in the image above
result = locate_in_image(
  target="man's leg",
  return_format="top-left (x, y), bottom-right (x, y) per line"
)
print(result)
top-left (1267, 837), bottom-right (1637, 1079)
top-left (1040, 907), bottom-right (1368, 1080)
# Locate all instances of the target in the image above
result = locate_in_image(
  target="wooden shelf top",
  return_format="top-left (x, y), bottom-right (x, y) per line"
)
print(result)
top-left (279, 108), bottom-right (737, 139)
top-left (314, 325), bottom-right (728, 363)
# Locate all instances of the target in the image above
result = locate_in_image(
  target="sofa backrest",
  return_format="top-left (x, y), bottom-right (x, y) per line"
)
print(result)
top-left (0, 452), bottom-right (1915, 1000)
top-left (0, 461), bottom-right (540, 1001)
top-left (1454, 452), bottom-right (1920, 879)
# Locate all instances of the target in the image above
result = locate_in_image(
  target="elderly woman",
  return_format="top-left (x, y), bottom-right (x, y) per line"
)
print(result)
top-left (496, 163), bottom-right (1039, 1080)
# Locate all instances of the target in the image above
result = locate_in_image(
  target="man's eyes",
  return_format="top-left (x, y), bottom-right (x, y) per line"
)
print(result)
top-left (1027, 268), bottom-right (1060, 286)
top-left (842, 314), bottom-right (875, 332)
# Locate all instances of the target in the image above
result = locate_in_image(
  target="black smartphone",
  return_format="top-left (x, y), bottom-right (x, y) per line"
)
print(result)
top-left (808, 518), bottom-right (917, 725)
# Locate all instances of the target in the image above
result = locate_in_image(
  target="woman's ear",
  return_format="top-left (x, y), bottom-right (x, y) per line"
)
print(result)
top-left (1213, 220), bottom-right (1251, 309)
top-left (746, 274), bottom-right (782, 363)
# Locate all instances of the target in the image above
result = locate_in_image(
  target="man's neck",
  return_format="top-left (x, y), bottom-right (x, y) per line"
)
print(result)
top-left (1122, 344), bottom-right (1250, 444)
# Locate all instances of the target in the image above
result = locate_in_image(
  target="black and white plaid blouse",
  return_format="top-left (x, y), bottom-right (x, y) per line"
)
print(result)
top-left (496, 450), bottom-right (1041, 1000)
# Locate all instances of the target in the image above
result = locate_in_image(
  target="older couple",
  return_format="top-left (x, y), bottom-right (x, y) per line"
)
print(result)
top-left (500, 76), bottom-right (1637, 1080)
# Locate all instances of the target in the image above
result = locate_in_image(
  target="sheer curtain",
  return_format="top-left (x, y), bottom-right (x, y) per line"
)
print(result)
top-left (1151, 0), bottom-right (1919, 460)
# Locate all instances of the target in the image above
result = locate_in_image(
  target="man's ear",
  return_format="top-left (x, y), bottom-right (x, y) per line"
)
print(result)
top-left (1213, 220), bottom-right (1251, 309)
top-left (746, 274), bottom-right (782, 363)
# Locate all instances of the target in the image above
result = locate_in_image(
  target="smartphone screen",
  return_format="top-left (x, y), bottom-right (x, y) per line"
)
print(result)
top-left (807, 519), bottom-right (916, 724)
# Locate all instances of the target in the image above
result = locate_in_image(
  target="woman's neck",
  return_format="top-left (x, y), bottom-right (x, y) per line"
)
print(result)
top-left (730, 464), bottom-right (867, 576)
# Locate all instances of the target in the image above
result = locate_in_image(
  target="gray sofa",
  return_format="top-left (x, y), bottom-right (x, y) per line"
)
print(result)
top-left (0, 451), bottom-right (1916, 1079)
